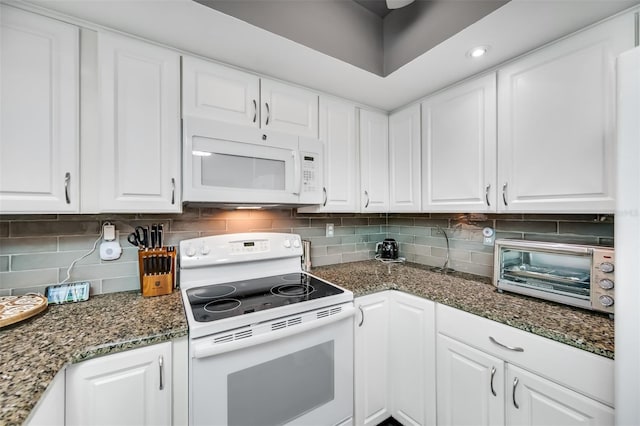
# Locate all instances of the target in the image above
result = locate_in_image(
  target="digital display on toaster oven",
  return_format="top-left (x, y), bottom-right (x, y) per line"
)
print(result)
top-left (244, 242), bottom-right (255, 247)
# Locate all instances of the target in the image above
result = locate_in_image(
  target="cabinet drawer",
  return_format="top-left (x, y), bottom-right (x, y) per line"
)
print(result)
top-left (436, 304), bottom-right (614, 406)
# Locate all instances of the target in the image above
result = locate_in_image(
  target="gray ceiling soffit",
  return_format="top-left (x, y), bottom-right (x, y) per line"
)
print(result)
top-left (195, 0), bottom-right (508, 77)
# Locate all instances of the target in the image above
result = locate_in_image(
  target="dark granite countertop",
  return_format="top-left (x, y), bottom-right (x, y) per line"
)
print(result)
top-left (0, 291), bottom-right (187, 426)
top-left (312, 260), bottom-right (614, 360)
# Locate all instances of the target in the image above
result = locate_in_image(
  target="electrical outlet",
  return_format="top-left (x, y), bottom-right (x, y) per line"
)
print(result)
top-left (326, 223), bottom-right (334, 237)
top-left (482, 227), bottom-right (495, 246)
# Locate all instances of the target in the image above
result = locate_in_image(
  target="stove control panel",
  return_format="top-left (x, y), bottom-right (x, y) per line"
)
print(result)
top-left (180, 232), bottom-right (303, 269)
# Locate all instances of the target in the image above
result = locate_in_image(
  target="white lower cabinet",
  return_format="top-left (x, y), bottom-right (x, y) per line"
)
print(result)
top-left (388, 292), bottom-right (436, 426)
top-left (354, 291), bottom-right (436, 426)
top-left (66, 342), bottom-right (172, 426)
top-left (506, 364), bottom-right (614, 426)
top-left (437, 304), bottom-right (614, 426)
top-left (437, 334), bottom-right (505, 426)
top-left (25, 369), bottom-right (66, 426)
top-left (355, 292), bottom-right (391, 426)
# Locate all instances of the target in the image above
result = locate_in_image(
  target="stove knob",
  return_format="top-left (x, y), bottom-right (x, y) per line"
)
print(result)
top-left (599, 295), bottom-right (614, 307)
top-left (185, 245), bottom-right (196, 257)
top-left (201, 245), bottom-right (211, 255)
top-left (599, 279), bottom-right (614, 290)
top-left (283, 239), bottom-right (291, 248)
top-left (293, 239), bottom-right (301, 248)
top-left (599, 262), bottom-right (614, 273)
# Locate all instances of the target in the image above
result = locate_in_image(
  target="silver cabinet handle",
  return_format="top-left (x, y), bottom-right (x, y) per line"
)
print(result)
top-left (489, 336), bottom-right (524, 352)
top-left (171, 178), bottom-right (176, 205)
top-left (358, 305), bottom-right (364, 327)
top-left (322, 187), bottom-right (327, 207)
top-left (64, 172), bottom-right (71, 204)
top-left (502, 182), bottom-right (508, 206)
top-left (252, 99), bottom-right (257, 123)
top-left (485, 184), bottom-right (491, 207)
top-left (364, 190), bottom-right (370, 208)
top-left (158, 355), bottom-right (165, 390)
top-left (512, 377), bottom-right (519, 409)
top-left (265, 102), bottom-right (270, 126)
top-left (490, 366), bottom-right (497, 396)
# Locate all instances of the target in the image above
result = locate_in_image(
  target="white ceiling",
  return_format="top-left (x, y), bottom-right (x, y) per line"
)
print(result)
top-left (18, 0), bottom-right (640, 111)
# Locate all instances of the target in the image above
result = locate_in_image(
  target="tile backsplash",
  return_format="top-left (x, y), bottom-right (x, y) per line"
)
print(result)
top-left (0, 210), bottom-right (614, 296)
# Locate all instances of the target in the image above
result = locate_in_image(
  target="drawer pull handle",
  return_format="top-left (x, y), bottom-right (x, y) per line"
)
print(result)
top-left (490, 366), bottom-right (497, 396)
top-left (358, 305), bottom-right (364, 327)
top-left (489, 336), bottom-right (524, 352)
top-left (512, 377), bottom-right (519, 409)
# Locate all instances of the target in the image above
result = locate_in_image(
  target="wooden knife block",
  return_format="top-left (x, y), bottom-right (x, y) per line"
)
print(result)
top-left (138, 248), bottom-right (176, 297)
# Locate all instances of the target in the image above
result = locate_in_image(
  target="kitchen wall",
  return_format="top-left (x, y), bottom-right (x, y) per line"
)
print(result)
top-left (0, 210), bottom-right (613, 296)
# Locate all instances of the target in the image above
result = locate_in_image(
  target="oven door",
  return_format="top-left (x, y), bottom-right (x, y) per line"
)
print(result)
top-left (189, 306), bottom-right (354, 426)
top-left (183, 117), bottom-right (302, 205)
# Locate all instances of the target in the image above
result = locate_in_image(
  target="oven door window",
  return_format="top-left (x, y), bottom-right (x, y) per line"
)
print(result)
top-left (228, 341), bottom-right (334, 426)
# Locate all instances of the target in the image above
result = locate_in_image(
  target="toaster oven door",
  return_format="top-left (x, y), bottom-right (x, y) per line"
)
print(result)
top-left (497, 244), bottom-right (593, 309)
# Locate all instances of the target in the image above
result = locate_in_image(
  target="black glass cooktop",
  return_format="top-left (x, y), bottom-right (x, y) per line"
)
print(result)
top-left (186, 273), bottom-right (344, 322)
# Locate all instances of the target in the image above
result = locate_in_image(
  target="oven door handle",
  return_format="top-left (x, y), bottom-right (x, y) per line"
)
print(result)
top-left (192, 306), bottom-right (355, 359)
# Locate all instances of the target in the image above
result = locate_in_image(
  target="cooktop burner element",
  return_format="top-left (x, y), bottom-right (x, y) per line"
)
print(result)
top-left (271, 283), bottom-right (315, 297)
top-left (186, 273), bottom-right (344, 322)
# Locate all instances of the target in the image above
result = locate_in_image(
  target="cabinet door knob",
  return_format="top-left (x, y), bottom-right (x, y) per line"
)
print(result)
top-left (490, 366), bottom-right (497, 396)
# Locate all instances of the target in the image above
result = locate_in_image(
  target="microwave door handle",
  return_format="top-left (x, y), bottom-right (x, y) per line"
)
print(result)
top-left (292, 150), bottom-right (301, 195)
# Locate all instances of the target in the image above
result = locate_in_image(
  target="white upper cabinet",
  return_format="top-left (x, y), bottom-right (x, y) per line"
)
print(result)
top-left (0, 6), bottom-right (79, 213)
top-left (182, 56), bottom-right (260, 127)
top-left (182, 56), bottom-right (319, 139)
top-left (97, 31), bottom-right (181, 212)
top-left (389, 104), bottom-right (421, 212)
top-left (422, 73), bottom-right (497, 213)
top-left (359, 109), bottom-right (389, 212)
top-left (260, 78), bottom-right (319, 138)
top-left (299, 97), bottom-right (359, 213)
top-left (497, 12), bottom-right (634, 213)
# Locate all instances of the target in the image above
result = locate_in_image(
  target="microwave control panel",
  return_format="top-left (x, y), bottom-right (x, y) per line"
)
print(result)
top-left (301, 154), bottom-right (320, 193)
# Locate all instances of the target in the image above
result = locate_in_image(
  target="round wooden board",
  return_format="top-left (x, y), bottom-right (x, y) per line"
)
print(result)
top-left (0, 294), bottom-right (48, 328)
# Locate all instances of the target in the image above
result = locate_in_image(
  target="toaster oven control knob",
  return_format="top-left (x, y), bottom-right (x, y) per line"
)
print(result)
top-left (201, 245), bottom-right (211, 255)
top-left (599, 262), bottom-right (615, 273)
top-left (599, 279), bottom-right (615, 290)
top-left (599, 295), bottom-right (615, 307)
top-left (283, 239), bottom-right (291, 248)
top-left (185, 245), bottom-right (196, 257)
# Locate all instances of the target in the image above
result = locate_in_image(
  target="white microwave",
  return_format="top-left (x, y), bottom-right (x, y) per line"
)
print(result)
top-left (182, 118), bottom-right (324, 207)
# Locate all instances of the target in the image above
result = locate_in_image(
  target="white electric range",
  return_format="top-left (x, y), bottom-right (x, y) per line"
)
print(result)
top-left (179, 232), bottom-right (354, 426)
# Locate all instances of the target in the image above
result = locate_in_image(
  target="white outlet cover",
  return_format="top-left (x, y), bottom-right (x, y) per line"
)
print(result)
top-left (326, 223), bottom-right (335, 237)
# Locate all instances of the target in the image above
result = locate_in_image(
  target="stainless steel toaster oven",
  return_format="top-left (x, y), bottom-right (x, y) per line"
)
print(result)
top-left (493, 239), bottom-right (615, 315)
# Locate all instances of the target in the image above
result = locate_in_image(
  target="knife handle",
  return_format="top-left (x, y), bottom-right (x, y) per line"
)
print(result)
top-left (150, 224), bottom-right (158, 248)
top-left (157, 224), bottom-right (164, 248)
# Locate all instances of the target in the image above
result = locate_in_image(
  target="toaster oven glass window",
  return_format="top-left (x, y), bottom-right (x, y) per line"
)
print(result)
top-left (500, 248), bottom-right (591, 299)
top-left (201, 154), bottom-right (286, 190)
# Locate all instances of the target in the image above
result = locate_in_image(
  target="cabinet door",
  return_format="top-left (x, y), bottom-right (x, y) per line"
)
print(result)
top-left (506, 364), bottom-right (614, 426)
top-left (98, 32), bottom-right (181, 212)
top-left (497, 13), bottom-right (634, 213)
top-left (355, 293), bottom-right (390, 426)
top-left (389, 104), bottom-right (421, 212)
top-left (25, 369), bottom-right (65, 426)
top-left (359, 109), bottom-right (389, 212)
top-left (421, 73), bottom-right (496, 212)
top-left (0, 6), bottom-right (79, 213)
top-left (389, 292), bottom-right (436, 426)
top-left (299, 97), bottom-right (359, 212)
top-left (182, 55), bottom-right (260, 127)
top-left (66, 342), bottom-right (172, 426)
top-left (260, 78), bottom-right (319, 138)
top-left (437, 334), bottom-right (505, 426)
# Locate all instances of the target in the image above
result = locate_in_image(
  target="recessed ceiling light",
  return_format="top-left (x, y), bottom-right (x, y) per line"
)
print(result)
top-left (468, 46), bottom-right (490, 58)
